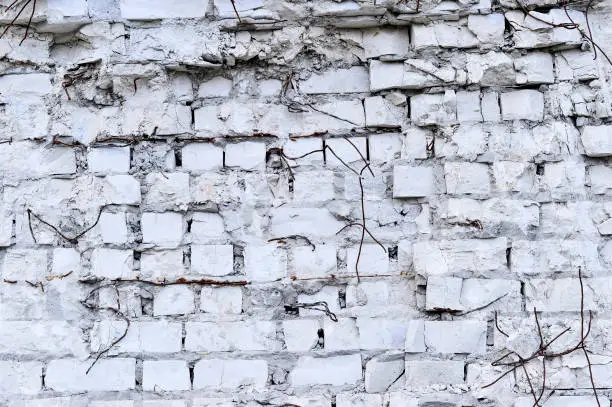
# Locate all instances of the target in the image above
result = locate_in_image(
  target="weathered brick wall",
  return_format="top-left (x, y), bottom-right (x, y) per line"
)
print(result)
top-left (1, 0), bottom-right (612, 406)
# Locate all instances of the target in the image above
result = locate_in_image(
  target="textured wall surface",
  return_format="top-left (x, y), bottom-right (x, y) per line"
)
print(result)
top-left (1, 0), bottom-right (612, 406)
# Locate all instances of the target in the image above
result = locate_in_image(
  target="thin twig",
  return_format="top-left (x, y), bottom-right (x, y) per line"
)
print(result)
top-left (27, 207), bottom-right (104, 244)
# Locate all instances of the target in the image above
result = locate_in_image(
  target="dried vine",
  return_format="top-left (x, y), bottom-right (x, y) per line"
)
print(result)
top-left (0, 0), bottom-right (37, 45)
top-left (484, 268), bottom-right (599, 406)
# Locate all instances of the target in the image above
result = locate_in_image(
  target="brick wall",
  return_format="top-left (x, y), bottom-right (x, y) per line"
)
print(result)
top-left (1, 0), bottom-right (612, 406)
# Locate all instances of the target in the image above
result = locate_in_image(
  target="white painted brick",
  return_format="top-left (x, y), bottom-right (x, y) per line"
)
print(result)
top-left (467, 14), bottom-right (505, 45)
top-left (456, 90), bottom-right (482, 122)
top-left (185, 321), bottom-right (281, 351)
top-left (364, 357), bottom-right (405, 393)
top-left (425, 276), bottom-right (463, 311)
top-left (401, 127), bottom-right (429, 160)
top-left (225, 141), bottom-right (266, 170)
top-left (369, 60), bottom-right (450, 92)
top-left (413, 238), bottom-right (508, 276)
top-left (512, 239), bottom-right (601, 275)
top-left (357, 318), bottom-right (408, 350)
top-left (51, 247), bottom-right (80, 277)
top-left (141, 212), bottom-right (184, 246)
top-left (481, 92), bottom-right (501, 122)
top-left (0, 321), bottom-right (88, 357)
top-left (445, 198), bottom-right (540, 234)
top-left (0, 362), bottom-right (42, 394)
top-left (283, 319), bottom-right (321, 352)
top-left (388, 392), bottom-right (419, 407)
top-left (405, 361), bottom-right (464, 387)
top-left (182, 144), bottom-right (224, 172)
top-left (445, 162), bottom-right (491, 195)
top-left (515, 396), bottom-right (607, 407)
top-left (346, 244), bottom-right (389, 276)
top-left (46, 359), bottom-right (135, 391)
top-left (190, 212), bottom-right (226, 243)
top-left (98, 212), bottom-right (128, 244)
top-left (103, 175), bottom-right (141, 205)
top-left (200, 286), bottom-right (243, 314)
top-left (493, 161), bottom-right (537, 193)
top-left (291, 245), bottom-right (337, 279)
top-left (91, 248), bottom-right (135, 279)
top-left (292, 171), bottom-right (335, 203)
top-left (120, 0), bottom-right (208, 19)
top-left (290, 354), bottom-right (362, 386)
top-left (193, 359), bottom-right (267, 389)
top-left (91, 320), bottom-right (182, 353)
top-left (515, 52), bottom-right (554, 84)
top-left (192, 399), bottom-right (234, 407)
top-left (582, 125), bottom-right (612, 157)
top-left (363, 28), bottom-right (409, 58)
top-left (144, 172), bottom-right (190, 210)
top-left (245, 245), bottom-right (287, 282)
top-left (365, 96), bottom-right (405, 127)
top-left (411, 91), bottom-right (457, 126)
top-left (424, 321), bottom-right (487, 353)
top-left (542, 160), bottom-right (585, 199)
top-left (588, 165), bottom-right (612, 194)
top-left (555, 50), bottom-right (598, 81)
top-left (297, 286), bottom-right (341, 317)
top-left (143, 401), bottom-right (186, 407)
top-left (324, 318), bottom-right (360, 351)
top-left (87, 147), bottom-right (130, 173)
top-left (143, 360), bottom-right (190, 391)
top-left (500, 90), bottom-right (544, 121)
top-left (140, 249), bottom-right (184, 280)
top-left (282, 138), bottom-right (323, 164)
top-left (301, 67), bottom-right (369, 94)
top-left (405, 320), bottom-right (426, 353)
top-left (325, 137), bottom-right (368, 168)
top-left (191, 244), bottom-right (234, 276)
top-left (199, 77), bottom-right (232, 98)
top-left (368, 133), bottom-right (402, 163)
top-left (393, 166), bottom-right (433, 198)
top-left (154, 285), bottom-right (195, 316)
top-left (2, 249), bottom-right (47, 281)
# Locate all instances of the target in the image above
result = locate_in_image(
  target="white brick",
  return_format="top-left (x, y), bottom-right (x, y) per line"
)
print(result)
top-left (91, 248), bottom-right (134, 279)
top-left (104, 175), bottom-right (141, 205)
top-left (515, 52), bottom-right (554, 84)
top-left (191, 244), bottom-right (234, 276)
top-left (185, 321), bottom-right (280, 351)
top-left (363, 28), bottom-right (409, 58)
top-left (543, 160), bottom-right (586, 199)
top-left (481, 92), bottom-right (501, 122)
top-left (413, 238), bottom-right (508, 276)
top-left (99, 212), bottom-right (128, 244)
top-left (365, 96), bottom-right (405, 128)
top-left (405, 320), bottom-right (426, 353)
top-left (411, 91), bottom-right (457, 126)
top-left (514, 396), bottom-right (607, 407)
top-left (292, 171), bottom-right (335, 203)
top-left (369, 60), bottom-right (452, 92)
top-left (0, 361), bottom-right (42, 394)
top-left (193, 359), bottom-right (267, 389)
top-left (200, 286), bottom-right (242, 314)
top-left (512, 240), bottom-right (601, 275)
top-left (401, 127), bottom-right (429, 160)
top-left (346, 244), bottom-right (389, 277)
top-left (425, 276), bottom-right (463, 311)
top-left (297, 286), bottom-right (341, 317)
top-left (143, 360), bottom-right (190, 391)
top-left (87, 147), bottom-right (130, 173)
top-left (393, 166), bottom-right (433, 198)
top-left (291, 245), bottom-right (337, 279)
top-left (144, 172), bottom-right (190, 210)
top-left (245, 245), bottom-right (287, 282)
top-left (500, 90), bottom-right (544, 121)
top-left (0, 321), bottom-right (88, 357)
top-left (405, 361), bottom-right (464, 387)
top-left (91, 320), bottom-right (182, 353)
top-left (424, 321), bottom-right (487, 353)
top-left (588, 165), bottom-right (612, 194)
top-left (143, 402), bottom-right (186, 407)
top-left (283, 319), bottom-right (321, 352)
top-left (2, 249), bottom-right (47, 281)
top-left (271, 208), bottom-right (343, 237)
top-left (324, 318), bottom-right (360, 351)
top-left (388, 392), bottom-right (419, 407)
top-left (225, 142), bottom-right (266, 170)
top-left (190, 212), bottom-right (226, 242)
top-left (555, 50), bottom-right (598, 81)
top-left (199, 77), bottom-right (232, 98)
top-left (301, 67), bottom-right (369, 94)
top-left (325, 137), bottom-right (368, 168)
top-left (369, 133), bottom-right (402, 163)
top-left (120, 0), bottom-right (208, 19)
top-left (182, 144), bottom-right (224, 171)
top-left (46, 359), bottom-right (135, 391)
top-left (282, 138), bottom-right (323, 164)
top-left (364, 357), bottom-right (405, 393)
top-left (582, 125), bottom-right (612, 157)
top-left (467, 14), bottom-right (505, 45)
top-left (357, 318), bottom-right (407, 350)
top-left (493, 161), bottom-right (537, 193)
top-left (445, 162), bottom-right (491, 195)
top-left (141, 212), bottom-right (184, 246)
top-left (140, 249), bottom-right (185, 280)
top-left (290, 354), bottom-right (362, 386)
top-left (154, 285), bottom-right (195, 316)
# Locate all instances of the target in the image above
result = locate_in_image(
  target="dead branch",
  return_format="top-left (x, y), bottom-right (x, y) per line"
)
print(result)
top-left (0, 0), bottom-right (37, 45)
top-left (284, 301), bottom-right (338, 322)
top-left (485, 268), bottom-right (600, 406)
top-left (27, 206), bottom-right (105, 244)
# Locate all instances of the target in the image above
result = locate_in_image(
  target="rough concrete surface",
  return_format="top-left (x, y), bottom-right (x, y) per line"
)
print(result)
top-left (1, 0), bottom-right (612, 406)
